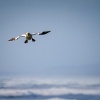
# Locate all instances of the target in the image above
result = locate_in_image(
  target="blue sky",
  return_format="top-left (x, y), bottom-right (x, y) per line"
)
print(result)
top-left (0, 0), bottom-right (100, 78)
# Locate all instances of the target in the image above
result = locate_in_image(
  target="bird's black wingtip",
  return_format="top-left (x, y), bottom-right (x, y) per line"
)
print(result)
top-left (8, 38), bottom-right (16, 41)
top-left (39, 30), bottom-right (51, 35)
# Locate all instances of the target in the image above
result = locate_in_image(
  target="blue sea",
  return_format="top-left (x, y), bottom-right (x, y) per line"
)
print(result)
top-left (0, 78), bottom-right (100, 100)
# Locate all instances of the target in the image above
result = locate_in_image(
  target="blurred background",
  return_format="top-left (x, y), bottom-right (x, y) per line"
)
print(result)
top-left (0, 0), bottom-right (100, 79)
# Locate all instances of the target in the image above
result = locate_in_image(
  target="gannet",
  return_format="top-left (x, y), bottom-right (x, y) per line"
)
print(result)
top-left (8, 31), bottom-right (51, 43)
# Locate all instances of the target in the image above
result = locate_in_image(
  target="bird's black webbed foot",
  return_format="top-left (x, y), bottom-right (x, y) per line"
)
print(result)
top-left (24, 40), bottom-right (28, 43)
top-left (32, 38), bottom-right (35, 42)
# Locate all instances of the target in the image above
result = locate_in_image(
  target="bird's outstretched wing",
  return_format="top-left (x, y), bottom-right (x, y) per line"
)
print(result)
top-left (32, 31), bottom-right (51, 35)
top-left (8, 34), bottom-right (26, 41)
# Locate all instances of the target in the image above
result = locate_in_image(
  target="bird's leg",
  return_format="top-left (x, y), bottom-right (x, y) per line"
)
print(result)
top-left (32, 38), bottom-right (35, 42)
top-left (24, 40), bottom-right (28, 43)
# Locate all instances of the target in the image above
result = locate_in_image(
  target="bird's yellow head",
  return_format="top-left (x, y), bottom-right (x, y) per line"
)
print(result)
top-left (26, 32), bottom-right (29, 35)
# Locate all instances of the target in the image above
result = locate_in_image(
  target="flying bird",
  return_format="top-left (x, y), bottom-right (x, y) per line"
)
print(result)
top-left (8, 31), bottom-right (51, 43)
